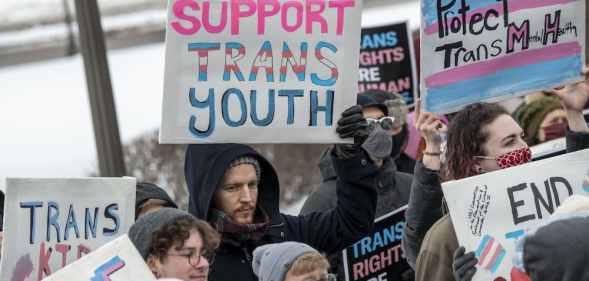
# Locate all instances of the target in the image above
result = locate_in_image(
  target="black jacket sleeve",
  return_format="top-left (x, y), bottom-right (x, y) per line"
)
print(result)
top-left (402, 161), bottom-right (444, 269)
top-left (282, 149), bottom-right (378, 252)
top-left (565, 129), bottom-right (589, 153)
top-left (299, 181), bottom-right (337, 215)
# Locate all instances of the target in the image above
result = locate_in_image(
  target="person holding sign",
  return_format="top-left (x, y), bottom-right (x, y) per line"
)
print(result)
top-left (300, 90), bottom-right (413, 280)
top-left (129, 208), bottom-right (220, 281)
top-left (184, 107), bottom-right (379, 281)
top-left (403, 77), bottom-right (589, 281)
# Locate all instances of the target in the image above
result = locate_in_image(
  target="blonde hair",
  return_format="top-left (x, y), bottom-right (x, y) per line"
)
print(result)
top-left (287, 252), bottom-right (330, 276)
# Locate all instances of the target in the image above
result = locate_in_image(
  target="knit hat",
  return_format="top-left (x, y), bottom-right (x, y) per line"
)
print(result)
top-left (252, 242), bottom-right (319, 281)
top-left (135, 182), bottom-right (177, 215)
top-left (128, 207), bottom-right (194, 260)
top-left (512, 96), bottom-right (562, 146)
top-left (228, 156), bottom-right (261, 181)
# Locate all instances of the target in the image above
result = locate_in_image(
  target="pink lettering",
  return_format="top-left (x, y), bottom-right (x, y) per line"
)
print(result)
top-left (257, 0), bottom-right (280, 34)
top-left (231, 0), bottom-right (256, 35)
top-left (171, 0), bottom-right (201, 35)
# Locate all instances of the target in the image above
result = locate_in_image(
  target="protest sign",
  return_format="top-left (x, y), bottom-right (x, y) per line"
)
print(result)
top-left (160, 0), bottom-right (364, 143)
top-left (442, 148), bottom-right (589, 281)
top-left (421, 0), bottom-right (586, 113)
top-left (0, 178), bottom-right (136, 281)
top-left (342, 206), bottom-right (410, 281)
top-left (358, 22), bottom-right (418, 107)
top-left (42, 235), bottom-right (156, 281)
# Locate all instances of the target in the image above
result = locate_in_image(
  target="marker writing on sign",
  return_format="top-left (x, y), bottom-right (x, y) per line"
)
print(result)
top-left (170, 0), bottom-right (356, 36)
top-left (19, 202), bottom-right (121, 244)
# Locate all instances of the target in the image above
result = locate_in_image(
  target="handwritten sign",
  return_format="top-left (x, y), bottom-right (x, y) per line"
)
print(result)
top-left (42, 235), bottom-right (156, 281)
top-left (342, 206), bottom-right (411, 281)
top-left (442, 148), bottom-right (589, 281)
top-left (421, 0), bottom-right (585, 113)
top-left (0, 178), bottom-right (136, 281)
top-left (160, 0), bottom-right (364, 143)
top-left (358, 22), bottom-right (418, 107)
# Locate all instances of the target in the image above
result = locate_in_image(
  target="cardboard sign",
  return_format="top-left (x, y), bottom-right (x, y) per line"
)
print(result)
top-left (421, 0), bottom-right (585, 113)
top-left (1, 178), bottom-right (136, 281)
top-left (161, 0), bottom-right (364, 143)
top-left (42, 235), bottom-right (156, 281)
top-left (358, 22), bottom-right (418, 107)
top-left (342, 206), bottom-right (411, 281)
top-left (442, 148), bottom-right (589, 281)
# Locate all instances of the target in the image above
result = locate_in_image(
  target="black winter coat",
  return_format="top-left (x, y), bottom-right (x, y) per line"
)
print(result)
top-left (300, 147), bottom-right (413, 280)
top-left (184, 144), bottom-right (378, 281)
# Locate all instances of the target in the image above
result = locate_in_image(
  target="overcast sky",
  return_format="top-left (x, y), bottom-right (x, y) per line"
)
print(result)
top-left (0, 43), bottom-right (165, 189)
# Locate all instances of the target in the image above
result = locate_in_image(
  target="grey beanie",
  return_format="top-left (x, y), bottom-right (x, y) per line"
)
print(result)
top-left (252, 242), bottom-right (319, 281)
top-left (229, 156), bottom-right (261, 180)
top-left (128, 207), bottom-right (194, 260)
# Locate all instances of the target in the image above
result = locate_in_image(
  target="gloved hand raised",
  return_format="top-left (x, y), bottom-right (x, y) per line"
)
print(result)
top-left (335, 105), bottom-right (369, 144)
top-left (453, 246), bottom-right (478, 281)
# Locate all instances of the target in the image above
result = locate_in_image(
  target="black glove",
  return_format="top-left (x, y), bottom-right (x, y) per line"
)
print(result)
top-left (335, 105), bottom-right (369, 144)
top-left (452, 246), bottom-right (477, 281)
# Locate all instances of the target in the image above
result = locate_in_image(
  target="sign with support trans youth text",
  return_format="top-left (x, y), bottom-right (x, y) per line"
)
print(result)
top-left (421, 0), bottom-right (585, 113)
top-left (442, 149), bottom-right (589, 281)
top-left (161, 0), bottom-right (363, 143)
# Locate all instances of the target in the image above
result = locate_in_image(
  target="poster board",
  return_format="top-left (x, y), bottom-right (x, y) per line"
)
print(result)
top-left (421, 0), bottom-right (585, 113)
top-left (42, 235), bottom-right (156, 281)
top-left (358, 22), bottom-right (418, 107)
top-left (442, 148), bottom-right (589, 280)
top-left (342, 206), bottom-right (411, 281)
top-left (0, 178), bottom-right (136, 281)
top-left (161, 0), bottom-right (364, 143)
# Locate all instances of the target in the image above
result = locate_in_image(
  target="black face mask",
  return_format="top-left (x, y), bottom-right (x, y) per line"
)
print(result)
top-left (390, 126), bottom-right (408, 160)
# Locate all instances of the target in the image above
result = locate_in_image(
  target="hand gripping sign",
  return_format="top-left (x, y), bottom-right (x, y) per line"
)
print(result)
top-left (442, 148), bottom-right (589, 281)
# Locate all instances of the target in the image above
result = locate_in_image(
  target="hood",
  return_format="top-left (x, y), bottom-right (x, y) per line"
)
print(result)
top-left (184, 144), bottom-right (281, 221)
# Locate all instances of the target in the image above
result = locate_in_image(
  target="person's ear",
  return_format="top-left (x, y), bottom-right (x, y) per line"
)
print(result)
top-left (472, 160), bottom-right (485, 175)
top-left (147, 255), bottom-right (162, 278)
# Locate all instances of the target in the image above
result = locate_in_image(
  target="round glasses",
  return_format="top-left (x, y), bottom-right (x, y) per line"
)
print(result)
top-left (167, 248), bottom-right (215, 267)
top-left (366, 116), bottom-right (396, 130)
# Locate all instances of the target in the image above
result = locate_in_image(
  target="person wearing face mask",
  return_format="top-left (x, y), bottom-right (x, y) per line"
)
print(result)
top-left (300, 89), bottom-right (414, 280)
top-left (402, 77), bottom-right (589, 281)
top-left (513, 95), bottom-right (568, 146)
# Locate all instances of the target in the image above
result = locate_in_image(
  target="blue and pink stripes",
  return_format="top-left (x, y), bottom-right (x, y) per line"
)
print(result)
top-left (475, 235), bottom-right (506, 273)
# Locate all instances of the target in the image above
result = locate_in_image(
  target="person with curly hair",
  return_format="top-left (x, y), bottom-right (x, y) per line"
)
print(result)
top-left (129, 208), bottom-right (220, 281)
top-left (402, 76), bottom-right (589, 281)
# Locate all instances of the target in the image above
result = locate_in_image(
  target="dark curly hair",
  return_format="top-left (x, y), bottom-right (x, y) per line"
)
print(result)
top-left (444, 102), bottom-right (508, 181)
top-left (150, 216), bottom-right (220, 262)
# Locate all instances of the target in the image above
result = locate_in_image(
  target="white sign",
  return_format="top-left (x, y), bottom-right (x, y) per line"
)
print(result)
top-left (442, 149), bottom-right (589, 281)
top-left (42, 235), bottom-right (156, 281)
top-left (0, 178), bottom-right (136, 281)
top-left (421, 0), bottom-right (585, 113)
top-left (160, 0), bottom-right (363, 143)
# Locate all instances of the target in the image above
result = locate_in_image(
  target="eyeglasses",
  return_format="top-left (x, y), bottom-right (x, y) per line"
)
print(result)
top-left (302, 274), bottom-right (337, 281)
top-left (167, 248), bottom-right (215, 267)
top-left (366, 116), bottom-right (396, 130)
